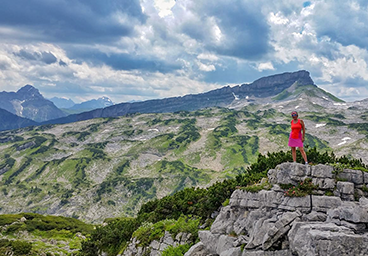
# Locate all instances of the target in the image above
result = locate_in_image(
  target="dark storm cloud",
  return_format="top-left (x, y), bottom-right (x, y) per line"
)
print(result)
top-left (0, 0), bottom-right (146, 44)
top-left (68, 48), bottom-right (181, 73)
top-left (312, 1), bottom-right (368, 49)
top-left (179, 0), bottom-right (271, 60)
top-left (14, 50), bottom-right (58, 64)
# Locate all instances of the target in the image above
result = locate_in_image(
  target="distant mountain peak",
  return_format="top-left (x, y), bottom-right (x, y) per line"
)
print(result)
top-left (16, 84), bottom-right (43, 99)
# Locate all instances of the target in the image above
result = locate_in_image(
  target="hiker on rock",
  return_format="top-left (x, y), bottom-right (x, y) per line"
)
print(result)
top-left (288, 111), bottom-right (308, 165)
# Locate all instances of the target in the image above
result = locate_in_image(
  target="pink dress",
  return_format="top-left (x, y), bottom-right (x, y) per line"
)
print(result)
top-left (288, 119), bottom-right (303, 148)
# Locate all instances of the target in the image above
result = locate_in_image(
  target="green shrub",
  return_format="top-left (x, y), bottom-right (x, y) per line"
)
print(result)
top-left (80, 217), bottom-right (140, 256)
top-left (11, 240), bottom-right (32, 255)
top-left (162, 244), bottom-right (192, 256)
top-left (283, 178), bottom-right (318, 197)
top-left (222, 199), bottom-right (229, 207)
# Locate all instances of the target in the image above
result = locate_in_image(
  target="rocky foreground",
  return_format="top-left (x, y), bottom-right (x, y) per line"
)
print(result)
top-left (184, 162), bottom-right (368, 256)
top-left (122, 162), bottom-right (368, 256)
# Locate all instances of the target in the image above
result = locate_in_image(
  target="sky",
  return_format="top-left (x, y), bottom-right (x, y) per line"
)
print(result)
top-left (0, 0), bottom-right (367, 103)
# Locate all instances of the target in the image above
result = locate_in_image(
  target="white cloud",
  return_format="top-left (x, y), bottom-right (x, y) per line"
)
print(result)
top-left (196, 60), bottom-right (216, 72)
top-left (257, 62), bottom-right (275, 71)
top-left (197, 53), bottom-right (219, 61)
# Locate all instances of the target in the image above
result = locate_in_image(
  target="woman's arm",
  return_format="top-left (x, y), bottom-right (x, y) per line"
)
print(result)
top-left (300, 119), bottom-right (306, 142)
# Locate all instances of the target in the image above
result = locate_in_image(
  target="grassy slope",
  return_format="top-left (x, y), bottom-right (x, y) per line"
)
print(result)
top-left (0, 106), bottom-right (366, 224)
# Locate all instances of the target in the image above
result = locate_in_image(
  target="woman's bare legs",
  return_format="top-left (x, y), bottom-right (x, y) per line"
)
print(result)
top-left (291, 147), bottom-right (296, 162)
top-left (299, 147), bottom-right (308, 163)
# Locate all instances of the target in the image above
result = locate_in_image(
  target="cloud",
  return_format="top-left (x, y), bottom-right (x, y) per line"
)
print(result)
top-left (1, 0), bottom-right (368, 103)
top-left (174, 0), bottom-right (271, 60)
top-left (257, 62), bottom-right (275, 71)
top-left (14, 50), bottom-right (57, 64)
top-left (0, 0), bottom-right (146, 44)
top-left (311, 1), bottom-right (368, 50)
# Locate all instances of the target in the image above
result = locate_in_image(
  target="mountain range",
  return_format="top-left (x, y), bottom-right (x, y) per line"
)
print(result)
top-left (50, 96), bottom-right (114, 114)
top-left (1, 70), bottom-right (365, 131)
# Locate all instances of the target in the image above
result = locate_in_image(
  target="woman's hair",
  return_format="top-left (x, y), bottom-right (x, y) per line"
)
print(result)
top-left (291, 111), bottom-right (298, 116)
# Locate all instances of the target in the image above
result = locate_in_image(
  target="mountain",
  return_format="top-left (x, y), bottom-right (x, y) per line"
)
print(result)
top-left (49, 96), bottom-right (114, 114)
top-left (0, 85), bottom-right (66, 122)
top-left (44, 70), bottom-right (320, 125)
top-left (67, 96), bottom-right (114, 113)
top-left (49, 97), bottom-right (75, 109)
top-left (0, 108), bottom-right (37, 131)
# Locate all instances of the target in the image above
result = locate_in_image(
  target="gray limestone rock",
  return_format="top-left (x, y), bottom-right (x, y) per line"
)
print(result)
top-left (312, 177), bottom-right (335, 190)
top-left (311, 164), bottom-right (334, 178)
top-left (336, 181), bottom-right (355, 195)
top-left (198, 230), bottom-right (220, 255)
top-left (289, 222), bottom-right (368, 256)
top-left (327, 201), bottom-right (368, 223)
top-left (268, 162), bottom-right (310, 185)
top-left (241, 250), bottom-right (292, 256)
top-left (312, 195), bottom-right (342, 212)
top-left (278, 195), bottom-right (311, 213)
top-left (216, 235), bottom-right (238, 255)
top-left (262, 211), bottom-right (301, 250)
top-left (220, 247), bottom-right (242, 256)
top-left (337, 169), bottom-right (364, 185)
top-left (184, 242), bottom-right (207, 256)
top-left (211, 206), bottom-right (243, 234)
top-left (302, 211), bottom-right (327, 222)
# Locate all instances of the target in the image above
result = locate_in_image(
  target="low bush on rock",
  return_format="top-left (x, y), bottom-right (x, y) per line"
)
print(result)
top-left (283, 178), bottom-right (318, 197)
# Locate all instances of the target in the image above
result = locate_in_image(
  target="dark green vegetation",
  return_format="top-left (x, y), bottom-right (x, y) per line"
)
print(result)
top-left (0, 213), bottom-right (93, 255)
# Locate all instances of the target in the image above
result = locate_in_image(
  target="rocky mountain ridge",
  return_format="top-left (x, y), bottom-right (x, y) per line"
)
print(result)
top-left (0, 85), bottom-right (66, 122)
top-left (43, 70), bottom-right (320, 125)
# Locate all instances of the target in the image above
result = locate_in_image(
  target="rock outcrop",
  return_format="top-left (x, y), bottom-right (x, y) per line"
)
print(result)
top-left (185, 162), bottom-right (368, 256)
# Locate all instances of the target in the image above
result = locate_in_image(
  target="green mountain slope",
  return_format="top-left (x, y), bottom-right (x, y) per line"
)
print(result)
top-left (0, 104), bottom-right (367, 223)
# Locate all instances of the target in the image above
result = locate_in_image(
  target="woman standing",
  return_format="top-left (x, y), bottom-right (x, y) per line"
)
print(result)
top-left (288, 111), bottom-right (308, 165)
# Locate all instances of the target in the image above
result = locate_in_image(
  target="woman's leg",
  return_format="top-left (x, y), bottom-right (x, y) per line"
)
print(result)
top-left (299, 147), bottom-right (308, 163)
top-left (291, 147), bottom-right (296, 162)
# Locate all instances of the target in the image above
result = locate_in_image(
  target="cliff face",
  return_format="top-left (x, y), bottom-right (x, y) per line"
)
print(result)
top-left (184, 162), bottom-right (368, 256)
top-left (45, 70), bottom-right (315, 125)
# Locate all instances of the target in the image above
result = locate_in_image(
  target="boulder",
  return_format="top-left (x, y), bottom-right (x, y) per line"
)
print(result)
top-left (184, 242), bottom-right (207, 256)
top-left (289, 222), bottom-right (368, 256)
top-left (337, 169), bottom-right (364, 185)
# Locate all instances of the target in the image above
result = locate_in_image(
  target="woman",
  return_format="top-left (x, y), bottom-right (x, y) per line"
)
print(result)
top-left (288, 111), bottom-right (308, 165)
